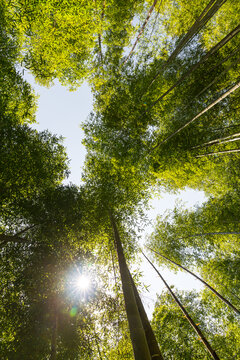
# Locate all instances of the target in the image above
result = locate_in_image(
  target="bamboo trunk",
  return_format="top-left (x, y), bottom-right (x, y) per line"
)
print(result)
top-left (153, 81), bottom-right (240, 150)
top-left (128, 270), bottom-right (164, 359)
top-left (123, 0), bottom-right (159, 65)
top-left (142, 251), bottom-right (221, 360)
top-left (147, 0), bottom-right (227, 90)
top-left (197, 148), bottom-right (240, 157)
top-left (109, 212), bottom-right (151, 360)
top-left (151, 25), bottom-right (240, 106)
top-left (15, 224), bottom-right (37, 236)
top-left (147, 246), bottom-right (240, 315)
top-left (192, 132), bottom-right (240, 149)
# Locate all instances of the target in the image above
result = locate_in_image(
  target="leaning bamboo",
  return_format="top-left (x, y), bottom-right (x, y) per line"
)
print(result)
top-left (146, 0), bottom-right (227, 90)
top-left (197, 148), bottom-right (240, 157)
top-left (142, 251), bottom-right (221, 360)
top-left (152, 81), bottom-right (240, 150)
top-left (146, 246), bottom-right (240, 315)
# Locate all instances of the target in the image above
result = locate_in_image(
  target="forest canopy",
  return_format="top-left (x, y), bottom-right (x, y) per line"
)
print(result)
top-left (1, 0), bottom-right (240, 359)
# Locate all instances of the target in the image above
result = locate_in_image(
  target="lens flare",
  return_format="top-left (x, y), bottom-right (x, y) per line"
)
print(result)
top-left (76, 275), bottom-right (90, 290)
top-left (70, 306), bottom-right (78, 317)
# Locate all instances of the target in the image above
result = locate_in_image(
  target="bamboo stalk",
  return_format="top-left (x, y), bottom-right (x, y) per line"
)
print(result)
top-left (192, 132), bottom-right (240, 149)
top-left (129, 270), bottom-right (164, 359)
top-left (123, 0), bottom-right (159, 65)
top-left (152, 81), bottom-right (240, 150)
top-left (109, 212), bottom-right (151, 360)
top-left (142, 251), bottom-right (221, 360)
top-left (146, 0), bottom-right (227, 90)
top-left (197, 148), bottom-right (240, 157)
top-left (146, 246), bottom-right (240, 315)
top-left (148, 27), bottom-right (240, 110)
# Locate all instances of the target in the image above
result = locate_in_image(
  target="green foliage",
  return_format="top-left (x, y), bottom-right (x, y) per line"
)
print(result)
top-left (4, 0), bottom-right (145, 87)
top-left (141, 0), bottom-right (240, 53)
top-left (0, 123), bottom-right (69, 211)
top-left (84, 15), bottom-right (240, 194)
top-left (0, 1), bottom-right (36, 124)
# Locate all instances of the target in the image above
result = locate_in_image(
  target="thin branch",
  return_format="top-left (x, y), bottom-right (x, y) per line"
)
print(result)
top-left (192, 132), bottom-right (240, 149)
top-left (152, 81), bottom-right (240, 150)
top-left (149, 41), bottom-right (240, 112)
top-left (0, 233), bottom-right (27, 244)
top-left (142, 251), bottom-right (221, 360)
top-left (178, 231), bottom-right (240, 238)
top-left (146, 0), bottom-right (227, 90)
top-left (123, 0), bottom-right (159, 65)
top-left (197, 137), bottom-right (240, 148)
top-left (14, 223), bottom-right (37, 236)
top-left (212, 123), bottom-right (240, 132)
top-left (146, 246), bottom-right (240, 315)
top-left (197, 148), bottom-right (240, 157)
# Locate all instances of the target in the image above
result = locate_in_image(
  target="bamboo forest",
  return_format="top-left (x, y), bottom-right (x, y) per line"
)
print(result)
top-left (1, 0), bottom-right (240, 358)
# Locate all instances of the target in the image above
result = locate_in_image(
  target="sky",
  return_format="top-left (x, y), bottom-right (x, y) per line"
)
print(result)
top-left (26, 73), bottom-right (207, 316)
top-left (25, 72), bottom-right (91, 185)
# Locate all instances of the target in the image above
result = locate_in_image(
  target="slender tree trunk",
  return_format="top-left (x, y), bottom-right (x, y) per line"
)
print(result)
top-left (15, 224), bottom-right (37, 236)
top-left (192, 132), bottom-right (240, 149)
top-left (200, 136), bottom-right (240, 147)
top-left (109, 212), bottom-right (151, 360)
top-left (50, 309), bottom-right (58, 360)
top-left (147, 29), bottom-right (240, 113)
top-left (195, 52), bottom-right (240, 99)
top-left (146, 0), bottom-right (227, 90)
top-left (146, 246), bottom-right (240, 315)
top-left (197, 148), bottom-right (240, 157)
top-left (128, 270), bottom-right (164, 360)
top-left (123, 0), bottom-right (159, 65)
top-left (0, 233), bottom-right (26, 244)
top-left (212, 123), bottom-right (240, 132)
top-left (152, 81), bottom-right (240, 150)
top-left (142, 251), bottom-right (221, 360)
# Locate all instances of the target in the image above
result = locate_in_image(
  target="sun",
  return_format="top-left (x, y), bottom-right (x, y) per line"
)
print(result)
top-left (65, 269), bottom-right (92, 300)
top-left (75, 275), bottom-right (90, 290)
